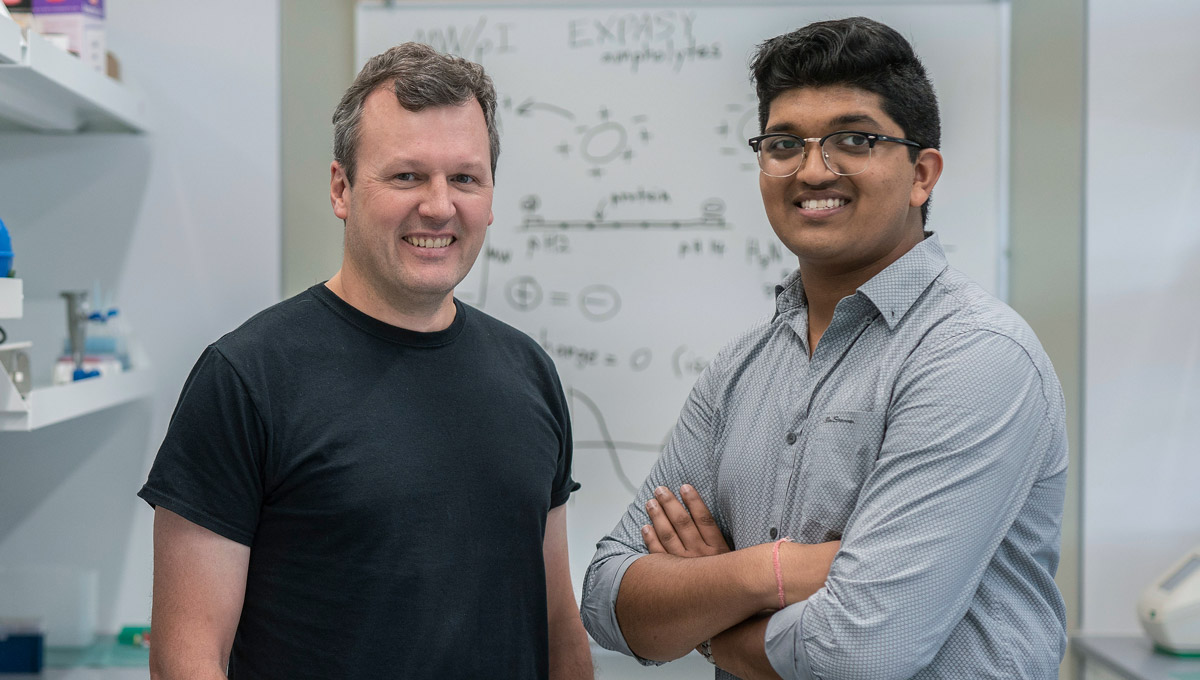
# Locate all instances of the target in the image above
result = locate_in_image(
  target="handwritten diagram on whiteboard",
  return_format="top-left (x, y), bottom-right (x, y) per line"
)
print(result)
top-left (356, 2), bottom-right (1009, 594)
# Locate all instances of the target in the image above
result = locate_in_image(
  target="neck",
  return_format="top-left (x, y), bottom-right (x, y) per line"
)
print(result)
top-left (800, 228), bottom-right (924, 354)
top-left (325, 270), bottom-right (456, 333)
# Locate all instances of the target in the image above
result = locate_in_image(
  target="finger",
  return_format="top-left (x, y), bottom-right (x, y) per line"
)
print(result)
top-left (680, 484), bottom-right (729, 552)
top-left (653, 486), bottom-right (704, 550)
top-left (645, 497), bottom-right (683, 554)
top-left (641, 524), bottom-right (666, 554)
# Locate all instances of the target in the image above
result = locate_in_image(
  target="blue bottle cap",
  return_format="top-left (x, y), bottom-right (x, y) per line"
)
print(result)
top-left (0, 217), bottom-right (13, 277)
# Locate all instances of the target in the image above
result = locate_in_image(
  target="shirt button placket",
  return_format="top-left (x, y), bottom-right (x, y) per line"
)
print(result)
top-left (772, 427), bottom-right (801, 539)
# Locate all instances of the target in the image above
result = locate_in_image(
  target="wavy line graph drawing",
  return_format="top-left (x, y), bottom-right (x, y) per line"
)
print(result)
top-left (567, 387), bottom-right (670, 496)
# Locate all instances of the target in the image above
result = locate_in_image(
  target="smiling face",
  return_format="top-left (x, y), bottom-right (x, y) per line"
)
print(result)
top-left (329, 86), bottom-right (494, 325)
top-left (759, 85), bottom-right (942, 281)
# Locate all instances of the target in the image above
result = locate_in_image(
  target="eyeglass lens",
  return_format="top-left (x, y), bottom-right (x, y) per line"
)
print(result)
top-left (757, 132), bottom-right (874, 177)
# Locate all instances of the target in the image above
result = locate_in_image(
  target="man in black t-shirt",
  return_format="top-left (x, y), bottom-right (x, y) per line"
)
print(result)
top-left (139, 43), bottom-right (593, 680)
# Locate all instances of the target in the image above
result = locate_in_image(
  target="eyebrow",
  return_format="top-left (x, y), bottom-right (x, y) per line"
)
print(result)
top-left (379, 156), bottom-right (490, 173)
top-left (829, 113), bottom-right (884, 129)
top-left (763, 112), bottom-right (887, 135)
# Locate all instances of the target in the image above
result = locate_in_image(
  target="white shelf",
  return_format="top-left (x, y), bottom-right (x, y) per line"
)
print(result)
top-left (0, 277), bottom-right (22, 318)
top-left (1, 366), bottom-right (154, 431)
top-left (0, 15), bottom-right (148, 133)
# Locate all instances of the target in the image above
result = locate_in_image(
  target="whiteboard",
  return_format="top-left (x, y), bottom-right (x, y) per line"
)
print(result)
top-left (356, 2), bottom-right (1009, 596)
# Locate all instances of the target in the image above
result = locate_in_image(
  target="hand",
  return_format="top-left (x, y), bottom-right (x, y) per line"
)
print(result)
top-left (705, 615), bottom-right (782, 680)
top-left (642, 484), bottom-right (731, 557)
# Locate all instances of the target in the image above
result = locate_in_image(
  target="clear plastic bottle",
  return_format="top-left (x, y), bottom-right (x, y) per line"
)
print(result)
top-left (104, 307), bottom-right (131, 369)
top-left (58, 290), bottom-right (129, 377)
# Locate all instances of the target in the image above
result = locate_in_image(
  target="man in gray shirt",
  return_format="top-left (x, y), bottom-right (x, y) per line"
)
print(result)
top-left (581, 17), bottom-right (1067, 680)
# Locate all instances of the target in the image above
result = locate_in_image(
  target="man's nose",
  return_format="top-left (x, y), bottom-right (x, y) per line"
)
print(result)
top-left (418, 177), bottom-right (456, 222)
top-left (796, 141), bottom-right (837, 184)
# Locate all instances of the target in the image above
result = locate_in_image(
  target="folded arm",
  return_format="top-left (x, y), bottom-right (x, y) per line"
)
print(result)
top-left (616, 483), bottom-right (837, 661)
top-left (630, 484), bottom-right (837, 667)
top-left (581, 352), bottom-right (838, 664)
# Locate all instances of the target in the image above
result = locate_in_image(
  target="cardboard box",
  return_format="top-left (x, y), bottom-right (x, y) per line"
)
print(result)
top-left (31, 0), bottom-right (104, 73)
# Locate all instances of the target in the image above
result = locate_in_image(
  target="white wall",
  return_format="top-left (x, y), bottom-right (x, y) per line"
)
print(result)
top-left (1083, 0), bottom-right (1200, 633)
top-left (0, 0), bottom-right (280, 631)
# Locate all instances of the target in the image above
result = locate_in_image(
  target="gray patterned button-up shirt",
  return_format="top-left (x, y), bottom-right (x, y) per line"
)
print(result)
top-left (581, 233), bottom-right (1068, 679)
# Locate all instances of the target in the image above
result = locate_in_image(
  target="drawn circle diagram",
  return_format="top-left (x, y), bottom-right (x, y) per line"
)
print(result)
top-left (630, 348), bottom-right (653, 371)
top-left (579, 284), bottom-right (621, 321)
top-left (702, 198), bottom-right (726, 218)
top-left (506, 276), bottom-right (543, 311)
top-left (735, 106), bottom-right (758, 142)
top-left (580, 122), bottom-right (629, 164)
top-left (560, 108), bottom-right (650, 178)
top-left (717, 95), bottom-right (761, 171)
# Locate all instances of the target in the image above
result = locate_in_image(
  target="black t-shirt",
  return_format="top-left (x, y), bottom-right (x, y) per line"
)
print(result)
top-left (139, 284), bottom-right (578, 679)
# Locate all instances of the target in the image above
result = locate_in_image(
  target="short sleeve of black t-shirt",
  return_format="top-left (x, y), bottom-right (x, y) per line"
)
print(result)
top-left (138, 345), bottom-right (267, 545)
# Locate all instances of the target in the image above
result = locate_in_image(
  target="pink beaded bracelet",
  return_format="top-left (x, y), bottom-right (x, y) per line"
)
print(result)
top-left (773, 536), bottom-right (794, 609)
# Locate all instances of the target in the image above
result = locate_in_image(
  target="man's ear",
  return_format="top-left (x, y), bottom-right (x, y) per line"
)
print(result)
top-left (331, 161), bottom-right (351, 220)
top-left (910, 147), bottom-right (944, 209)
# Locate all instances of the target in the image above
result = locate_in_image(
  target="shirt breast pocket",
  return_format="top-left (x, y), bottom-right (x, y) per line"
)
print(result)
top-left (795, 410), bottom-right (886, 540)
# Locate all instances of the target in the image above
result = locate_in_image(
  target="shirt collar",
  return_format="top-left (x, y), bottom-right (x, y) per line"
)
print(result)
top-left (856, 232), bottom-right (948, 329)
top-left (773, 232), bottom-right (948, 330)
top-left (774, 269), bottom-right (807, 318)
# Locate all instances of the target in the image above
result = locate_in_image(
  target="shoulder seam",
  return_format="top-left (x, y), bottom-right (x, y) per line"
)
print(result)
top-left (208, 344), bottom-right (271, 446)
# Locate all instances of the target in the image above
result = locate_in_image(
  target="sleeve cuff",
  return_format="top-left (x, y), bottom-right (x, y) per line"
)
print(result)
top-left (765, 599), bottom-right (814, 679)
top-left (580, 552), bottom-right (664, 666)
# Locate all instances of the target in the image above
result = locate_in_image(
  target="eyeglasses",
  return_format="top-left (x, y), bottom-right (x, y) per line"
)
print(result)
top-left (747, 130), bottom-right (922, 178)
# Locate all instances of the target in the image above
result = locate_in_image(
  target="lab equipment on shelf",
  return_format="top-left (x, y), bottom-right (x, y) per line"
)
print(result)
top-left (1139, 545), bottom-right (1200, 655)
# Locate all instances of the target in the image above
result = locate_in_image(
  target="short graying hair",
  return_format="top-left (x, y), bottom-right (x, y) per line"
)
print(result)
top-left (332, 42), bottom-right (500, 186)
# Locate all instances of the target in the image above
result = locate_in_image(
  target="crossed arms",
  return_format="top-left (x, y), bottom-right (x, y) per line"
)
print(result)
top-left (581, 329), bottom-right (1063, 679)
top-left (623, 484), bottom-right (838, 679)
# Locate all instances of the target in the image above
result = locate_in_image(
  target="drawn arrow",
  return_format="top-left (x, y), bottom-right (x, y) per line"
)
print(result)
top-left (515, 98), bottom-right (576, 120)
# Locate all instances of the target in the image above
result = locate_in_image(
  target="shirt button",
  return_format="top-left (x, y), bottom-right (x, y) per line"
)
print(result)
top-left (785, 432), bottom-right (797, 445)
top-left (770, 527), bottom-right (778, 539)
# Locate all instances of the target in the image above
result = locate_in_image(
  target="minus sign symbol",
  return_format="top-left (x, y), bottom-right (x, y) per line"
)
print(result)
top-left (550, 293), bottom-right (570, 305)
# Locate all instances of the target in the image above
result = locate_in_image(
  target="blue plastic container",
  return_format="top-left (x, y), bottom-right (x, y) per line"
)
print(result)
top-left (0, 217), bottom-right (13, 277)
top-left (0, 630), bottom-right (43, 673)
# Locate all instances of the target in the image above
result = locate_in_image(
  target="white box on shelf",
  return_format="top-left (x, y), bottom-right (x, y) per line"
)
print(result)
top-left (31, 0), bottom-right (103, 74)
top-left (0, 277), bottom-right (22, 318)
